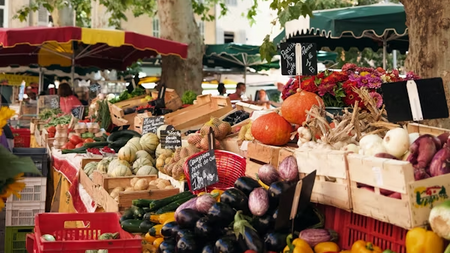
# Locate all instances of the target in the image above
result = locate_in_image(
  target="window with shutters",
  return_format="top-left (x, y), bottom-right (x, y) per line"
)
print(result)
top-left (0, 0), bottom-right (6, 28)
top-left (37, 5), bottom-right (50, 26)
top-left (152, 18), bottom-right (160, 38)
top-left (224, 31), bottom-right (234, 43)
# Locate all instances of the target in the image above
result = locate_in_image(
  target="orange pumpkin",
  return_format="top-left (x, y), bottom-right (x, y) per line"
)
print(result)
top-left (251, 112), bottom-right (293, 146)
top-left (281, 90), bottom-right (324, 125)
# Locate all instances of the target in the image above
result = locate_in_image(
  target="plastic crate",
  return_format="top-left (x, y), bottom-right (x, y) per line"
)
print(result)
top-left (12, 128), bottom-right (31, 148)
top-left (6, 201), bottom-right (45, 226)
top-left (28, 212), bottom-right (141, 253)
top-left (7, 177), bottom-right (47, 203)
top-left (5, 226), bottom-right (34, 253)
top-left (319, 204), bottom-right (407, 252)
top-left (12, 148), bottom-right (49, 177)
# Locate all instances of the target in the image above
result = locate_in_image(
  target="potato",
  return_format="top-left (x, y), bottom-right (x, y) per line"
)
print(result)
top-left (110, 191), bottom-right (119, 198)
top-left (164, 185), bottom-right (174, 189)
top-left (149, 180), bottom-right (158, 186)
top-left (134, 178), bottom-right (149, 190)
top-left (130, 177), bottom-right (140, 187)
top-left (147, 185), bottom-right (158, 190)
top-left (124, 187), bottom-right (134, 192)
top-left (156, 181), bottom-right (167, 189)
top-left (111, 186), bottom-right (124, 193)
top-left (162, 180), bottom-right (172, 186)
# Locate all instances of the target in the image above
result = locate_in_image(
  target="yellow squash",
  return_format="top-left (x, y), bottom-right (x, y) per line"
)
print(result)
top-left (405, 227), bottom-right (444, 253)
top-left (149, 212), bottom-right (175, 224)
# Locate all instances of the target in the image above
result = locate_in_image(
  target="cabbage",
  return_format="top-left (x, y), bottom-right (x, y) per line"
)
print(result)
top-left (429, 200), bottom-right (450, 240)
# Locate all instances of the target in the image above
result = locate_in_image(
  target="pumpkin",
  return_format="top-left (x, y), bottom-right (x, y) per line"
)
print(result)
top-left (127, 137), bottom-right (142, 151)
top-left (132, 157), bottom-right (153, 174)
top-left (251, 112), bottom-right (293, 146)
top-left (140, 133), bottom-right (159, 153)
top-left (84, 162), bottom-right (98, 176)
top-left (156, 125), bottom-right (170, 139)
top-left (97, 157), bottom-right (113, 173)
top-left (118, 146), bottom-right (136, 163)
top-left (110, 164), bottom-right (132, 177)
top-left (281, 90), bottom-right (324, 125)
top-left (155, 144), bottom-right (174, 158)
top-left (136, 165), bottom-right (158, 176)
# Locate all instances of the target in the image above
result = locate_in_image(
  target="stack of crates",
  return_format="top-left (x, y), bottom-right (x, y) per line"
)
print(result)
top-left (4, 148), bottom-right (49, 253)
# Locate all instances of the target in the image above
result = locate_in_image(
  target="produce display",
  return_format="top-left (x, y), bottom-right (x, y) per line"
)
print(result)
top-left (157, 145), bottom-right (200, 180)
top-left (186, 117), bottom-right (231, 149)
top-left (108, 178), bottom-right (175, 202)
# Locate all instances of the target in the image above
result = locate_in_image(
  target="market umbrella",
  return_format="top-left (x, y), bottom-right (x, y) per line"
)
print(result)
top-left (0, 26), bottom-right (188, 90)
top-left (280, 3), bottom-right (408, 69)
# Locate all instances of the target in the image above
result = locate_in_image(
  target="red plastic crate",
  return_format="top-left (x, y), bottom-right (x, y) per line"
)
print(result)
top-left (319, 204), bottom-right (407, 253)
top-left (27, 212), bottom-right (141, 253)
top-left (12, 128), bottom-right (31, 147)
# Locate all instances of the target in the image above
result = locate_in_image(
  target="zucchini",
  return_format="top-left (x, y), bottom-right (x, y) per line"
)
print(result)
top-left (142, 207), bottom-right (150, 213)
top-left (61, 146), bottom-right (87, 154)
top-left (93, 136), bottom-right (106, 142)
top-left (149, 191), bottom-right (194, 212)
top-left (148, 224), bottom-right (163, 237)
top-left (150, 212), bottom-right (175, 224)
top-left (121, 219), bottom-right (143, 233)
top-left (130, 206), bottom-right (145, 219)
top-left (132, 199), bottom-right (154, 208)
top-left (120, 209), bottom-right (135, 222)
top-left (143, 212), bottom-right (151, 221)
top-left (107, 130), bottom-right (141, 143)
top-left (84, 141), bottom-right (109, 148)
top-left (155, 195), bottom-right (196, 214)
top-left (139, 220), bottom-right (156, 233)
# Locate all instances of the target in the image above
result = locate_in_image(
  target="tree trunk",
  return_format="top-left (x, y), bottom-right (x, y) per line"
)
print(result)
top-left (157, 0), bottom-right (204, 96)
top-left (401, 0), bottom-right (450, 128)
top-left (51, 5), bottom-right (75, 27)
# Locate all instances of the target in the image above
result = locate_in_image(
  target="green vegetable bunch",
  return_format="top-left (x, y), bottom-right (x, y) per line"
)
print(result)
top-left (39, 108), bottom-right (62, 120)
top-left (44, 115), bottom-right (71, 127)
top-left (181, 90), bottom-right (197, 105)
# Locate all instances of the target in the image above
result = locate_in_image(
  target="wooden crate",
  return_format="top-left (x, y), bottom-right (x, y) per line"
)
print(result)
top-left (109, 95), bottom-right (147, 127)
top-left (91, 171), bottom-right (180, 212)
top-left (164, 94), bottom-right (232, 131)
top-left (235, 102), bottom-right (266, 113)
top-left (133, 112), bottom-right (153, 134)
top-left (151, 88), bottom-right (183, 111)
top-left (278, 148), bottom-right (294, 165)
top-left (348, 153), bottom-right (450, 229)
top-left (79, 158), bottom-right (103, 198)
top-left (30, 119), bottom-right (46, 135)
top-left (245, 142), bottom-right (282, 178)
top-left (407, 122), bottom-right (449, 136)
top-left (294, 149), bottom-right (351, 211)
top-left (92, 170), bottom-right (157, 192)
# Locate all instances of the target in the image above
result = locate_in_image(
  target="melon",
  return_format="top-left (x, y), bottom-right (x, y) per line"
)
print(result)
top-left (140, 133), bottom-right (159, 153)
top-left (118, 146), bottom-right (136, 163)
top-left (251, 112), bottom-right (293, 146)
top-left (281, 90), bottom-right (324, 125)
top-left (136, 165), bottom-right (158, 176)
top-left (132, 157), bottom-right (153, 174)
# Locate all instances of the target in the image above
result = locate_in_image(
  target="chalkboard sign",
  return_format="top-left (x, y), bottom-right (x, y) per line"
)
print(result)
top-left (280, 43), bottom-right (318, 76)
top-left (38, 95), bottom-right (59, 112)
top-left (142, 116), bottom-right (165, 135)
top-left (160, 128), bottom-right (182, 150)
top-left (71, 106), bottom-right (85, 119)
top-left (187, 150), bottom-right (219, 191)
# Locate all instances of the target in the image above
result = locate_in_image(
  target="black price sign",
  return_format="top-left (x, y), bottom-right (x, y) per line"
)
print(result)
top-left (160, 128), bottom-right (182, 150)
top-left (39, 95), bottom-right (59, 111)
top-left (71, 106), bottom-right (85, 120)
top-left (187, 150), bottom-right (219, 191)
top-left (142, 116), bottom-right (165, 135)
top-left (280, 42), bottom-right (318, 76)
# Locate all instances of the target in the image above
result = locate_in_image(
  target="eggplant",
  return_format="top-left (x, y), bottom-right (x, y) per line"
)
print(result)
top-left (268, 181), bottom-right (290, 206)
top-left (161, 221), bottom-right (178, 238)
top-left (176, 236), bottom-right (198, 253)
top-left (293, 204), bottom-right (325, 232)
top-left (195, 217), bottom-right (215, 237)
top-left (177, 209), bottom-right (203, 229)
top-left (159, 241), bottom-right (176, 252)
top-left (251, 212), bottom-right (274, 236)
top-left (207, 203), bottom-right (235, 226)
top-left (175, 228), bottom-right (195, 241)
top-left (234, 177), bottom-right (261, 196)
top-left (264, 232), bottom-right (288, 252)
top-left (234, 211), bottom-right (265, 252)
top-left (214, 236), bottom-right (239, 253)
top-left (220, 188), bottom-right (250, 214)
top-left (202, 242), bottom-right (215, 253)
top-left (161, 248), bottom-right (176, 253)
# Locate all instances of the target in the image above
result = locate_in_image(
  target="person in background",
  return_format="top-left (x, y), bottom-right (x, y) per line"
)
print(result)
top-left (58, 81), bottom-right (82, 114)
top-left (74, 93), bottom-right (89, 106)
top-left (26, 88), bottom-right (38, 104)
top-left (256, 89), bottom-right (271, 109)
top-left (0, 94), bottom-right (14, 151)
top-left (217, 83), bottom-right (227, 96)
top-left (228, 82), bottom-right (250, 101)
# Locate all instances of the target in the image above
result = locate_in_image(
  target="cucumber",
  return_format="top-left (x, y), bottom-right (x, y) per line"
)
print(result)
top-left (149, 191), bottom-right (194, 212)
top-left (139, 220), bottom-right (156, 233)
top-left (155, 195), bottom-right (196, 214)
top-left (130, 206), bottom-right (145, 219)
top-left (121, 219), bottom-right (143, 233)
top-left (61, 146), bottom-right (87, 154)
top-left (120, 209), bottom-right (135, 222)
top-left (132, 199), bottom-right (154, 208)
top-left (107, 130), bottom-right (141, 143)
top-left (142, 207), bottom-right (150, 213)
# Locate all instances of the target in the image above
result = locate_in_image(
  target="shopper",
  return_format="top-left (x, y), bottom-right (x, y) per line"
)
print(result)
top-left (58, 81), bottom-right (82, 114)
top-left (228, 82), bottom-right (250, 101)
top-left (217, 83), bottom-right (227, 96)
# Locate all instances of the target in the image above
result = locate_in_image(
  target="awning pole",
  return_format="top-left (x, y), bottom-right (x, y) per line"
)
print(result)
top-left (383, 40), bottom-right (387, 70)
top-left (38, 67), bottom-right (43, 94)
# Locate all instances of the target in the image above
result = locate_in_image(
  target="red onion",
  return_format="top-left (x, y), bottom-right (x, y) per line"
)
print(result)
top-left (258, 164), bottom-right (280, 185)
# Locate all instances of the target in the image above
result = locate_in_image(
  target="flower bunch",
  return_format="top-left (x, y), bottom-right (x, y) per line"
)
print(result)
top-left (281, 64), bottom-right (420, 109)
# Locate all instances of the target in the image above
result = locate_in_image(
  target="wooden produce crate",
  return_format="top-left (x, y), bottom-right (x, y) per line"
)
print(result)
top-left (79, 158), bottom-right (103, 198)
top-left (348, 153), bottom-right (450, 229)
top-left (109, 95), bottom-right (147, 128)
top-left (407, 122), bottom-right (448, 136)
top-left (235, 102), bottom-right (265, 113)
top-left (294, 149), bottom-right (351, 211)
top-left (151, 88), bottom-right (183, 111)
top-left (91, 171), bottom-right (179, 212)
top-left (92, 170), bottom-right (157, 191)
top-left (133, 112), bottom-right (153, 134)
top-left (30, 119), bottom-right (46, 135)
top-left (245, 142), bottom-right (283, 178)
top-left (164, 94), bottom-right (232, 131)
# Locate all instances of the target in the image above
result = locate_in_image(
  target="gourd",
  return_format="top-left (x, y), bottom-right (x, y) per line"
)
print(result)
top-left (111, 164), bottom-right (132, 177)
top-left (97, 157), bottom-right (113, 173)
top-left (281, 90), bottom-right (324, 125)
top-left (132, 157), bottom-right (153, 174)
top-left (136, 150), bottom-right (155, 164)
top-left (108, 159), bottom-right (130, 176)
top-left (140, 133), bottom-right (159, 153)
top-left (118, 145), bottom-right (136, 163)
top-left (155, 144), bottom-right (174, 158)
top-left (251, 112), bottom-right (293, 146)
top-left (127, 137), bottom-right (143, 151)
top-left (84, 162), bottom-right (98, 176)
top-left (156, 125), bottom-right (170, 139)
top-left (136, 165), bottom-right (158, 176)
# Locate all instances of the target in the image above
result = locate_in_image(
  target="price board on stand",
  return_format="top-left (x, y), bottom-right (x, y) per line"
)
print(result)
top-left (187, 149), bottom-right (219, 191)
top-left (142, 116), bottom-right (165, 135)
top-left (71, 106), bottom-right (85, 120)
top-left (160, 126), bottom-right (182, 150)
top-left (280, 42), bottom-right (318, 76)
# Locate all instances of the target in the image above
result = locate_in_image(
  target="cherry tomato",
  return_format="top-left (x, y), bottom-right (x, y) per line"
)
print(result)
top-left (84, 138), bottom-right (95, 143)
top-left (75, 143), bottom-right (84, 148)
top-left (62, 142), bottom-right (75, 150)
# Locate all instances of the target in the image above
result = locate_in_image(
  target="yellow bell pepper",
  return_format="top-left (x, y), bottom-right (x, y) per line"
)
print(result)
top-left (283, 235), bottom-right (314, 253)
top-left (211, 189), bottom-right (223, 201)
top-left (405, 227), bottom-right (444, 253)
top-left (351, 240), bottom-right (382, 253)
top-left (314, 242), bottom-right (340, 253)
top-left (153, 237), bottom-right (164, 249)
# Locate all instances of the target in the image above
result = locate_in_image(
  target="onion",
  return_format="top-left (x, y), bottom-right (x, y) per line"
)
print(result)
top-left (278, 156), bottom-right (299, 182)
top-left (248, 188), bottom-right (269, 216)
top-left (382, 128), bottom-right (410, 158)
top-left (195, 194), bottom-right (216, 214)
top-left (258, 164), bottom-right (280, 185)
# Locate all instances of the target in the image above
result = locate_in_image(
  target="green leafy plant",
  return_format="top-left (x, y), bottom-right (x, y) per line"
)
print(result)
top-left (181, 90), bottom-right (197, 105)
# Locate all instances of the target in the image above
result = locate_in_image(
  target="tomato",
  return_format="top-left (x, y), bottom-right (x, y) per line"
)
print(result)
top-left (75, 143), bottom-right (84, 148)
top-left (62, 142), bottom-right (75, 150)
top-left (84, 138), bottom-right (95, 143)
top-left (69, 135), bottom-right (83, 145)
top-left (48, 132), bottom-right (55, 138)
top-left (47, 126), bottom-right (56, 133)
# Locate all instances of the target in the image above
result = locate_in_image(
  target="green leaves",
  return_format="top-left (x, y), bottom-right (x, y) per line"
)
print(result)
top-left (260, 35), bottom-right (277, 64)
top-left (0, 146), bottom-right (42, 180)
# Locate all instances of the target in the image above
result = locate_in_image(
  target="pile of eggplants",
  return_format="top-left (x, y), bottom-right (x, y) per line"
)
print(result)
top-left (159, 176), bottom-right (311, 253)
